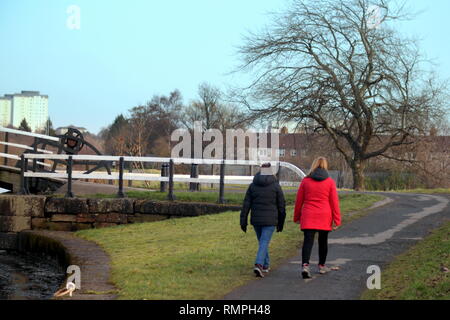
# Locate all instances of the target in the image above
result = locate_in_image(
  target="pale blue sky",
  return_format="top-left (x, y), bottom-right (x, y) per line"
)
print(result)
top-left (0, 0), bottom-right (449, 134)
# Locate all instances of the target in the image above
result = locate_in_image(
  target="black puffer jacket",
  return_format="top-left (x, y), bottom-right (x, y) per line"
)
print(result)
top-left (240, 172), bottom-right (286, 228)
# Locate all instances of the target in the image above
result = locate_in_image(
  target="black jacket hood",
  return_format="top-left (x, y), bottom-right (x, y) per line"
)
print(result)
top-left (253, 172), bottom-right (276, 186)
top-left (309, 168), bottom-right (329, 181)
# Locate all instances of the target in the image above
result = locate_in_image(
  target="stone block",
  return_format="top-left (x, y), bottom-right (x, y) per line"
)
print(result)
top-left (0, 216), bottom-right (31, 232)
top-left (51, 214), bottom-right (78, 223)
top-left (0, 195), bottom-right (46, 217)
top-left (95, 213), bottom-right (128, 224)
top-left (45, 198), bottom-right (88, 214)
top-left (45, 222), bottom-right (73, 232)
top-left (169, 203), bottom-right (202, 217)
top-left (73, 223), bottom-right (93, 231)
top-left (88, 198), bottom-right (134, 214)
top-left (135, 200), bottom-right (155, 214)
top-left (31, 218), bottom-right (49, 229)
top-left (76, 213), bottom-right (96, 223)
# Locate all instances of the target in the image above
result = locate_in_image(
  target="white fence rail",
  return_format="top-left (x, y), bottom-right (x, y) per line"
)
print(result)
top-left (0, 152), bottom-right (51, 167)
top-left (0, 126), bottom-right (59, 142)
top-left (1, 126), bottom-right (305, 200)
top-left (21, 154), bottom-right (305, 183)
top-left (0, 141), bottom-right (53, 154)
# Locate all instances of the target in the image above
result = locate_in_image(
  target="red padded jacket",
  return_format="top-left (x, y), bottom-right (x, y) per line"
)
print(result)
top-left (293, 169), bottom-right (341, 231)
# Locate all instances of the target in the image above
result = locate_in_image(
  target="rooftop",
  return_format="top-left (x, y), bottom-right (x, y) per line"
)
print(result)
top-left (1, 91), bottom-right (48, 98)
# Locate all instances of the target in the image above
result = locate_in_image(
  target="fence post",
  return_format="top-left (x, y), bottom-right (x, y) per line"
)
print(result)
top-left (85, 163), bottom-right (90, 182)
top-left (218, 160), bottom-right (225, 204)
top-left (31, 137), bottom-right (38, 189)
top-left (3, 132), bottom-right (8, 165)
top-left (160, 163), bottom-right (168, 192)
top-left (32, 137), bottom-right (38, 171)
top-left (167, 159), bottom-right (176, 201)
top-left (19, 154), bottom-right (29, 195)
top-left (65, 156), bottom-right (74, 198)
top-left (128, 162), bottom-right (133, 187)
top-left (109, 161), bottom-right (115, 185)
top-left (117, 157), bottom-right (125, 198)
top-left (189, 164), bottom-right (199, 192)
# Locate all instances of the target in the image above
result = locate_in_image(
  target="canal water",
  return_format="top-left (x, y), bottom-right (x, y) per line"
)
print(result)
top-left (0, 250), bottom-right (65, 300)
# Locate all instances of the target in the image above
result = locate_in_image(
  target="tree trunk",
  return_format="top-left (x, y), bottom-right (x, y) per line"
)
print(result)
top-left (351, 159), bottom-right (366, 191)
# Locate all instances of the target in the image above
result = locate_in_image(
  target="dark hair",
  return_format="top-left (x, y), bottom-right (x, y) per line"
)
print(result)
top-left (261, 163), bottom-right (271, 168)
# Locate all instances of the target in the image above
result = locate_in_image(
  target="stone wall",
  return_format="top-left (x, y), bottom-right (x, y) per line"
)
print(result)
top-left (0, 195), bottom-right (242, 233)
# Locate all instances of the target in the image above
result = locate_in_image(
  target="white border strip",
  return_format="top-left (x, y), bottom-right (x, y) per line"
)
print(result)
top-left (0, 141), bottom-right (53, 154)
top-left (0, 153), bottom-right (51, 167)
top-left (0, 126), bottom-right (60, 142)
top-left (0, 152), bottom-right (20, 160)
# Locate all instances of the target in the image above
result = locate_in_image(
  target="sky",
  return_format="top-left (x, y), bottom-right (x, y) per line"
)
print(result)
top-left (0, 0), bottom-right (449, 134)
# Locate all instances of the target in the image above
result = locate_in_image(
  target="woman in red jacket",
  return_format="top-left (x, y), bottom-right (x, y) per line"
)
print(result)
top-left (293, 157), bottom-right (341, 279)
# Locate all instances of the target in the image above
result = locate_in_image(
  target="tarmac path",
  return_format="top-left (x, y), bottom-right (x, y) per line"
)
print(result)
top-left (224, 192), bottom-right (450, 300)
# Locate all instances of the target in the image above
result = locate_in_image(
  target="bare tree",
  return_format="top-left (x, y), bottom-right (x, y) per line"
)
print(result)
top-left (236, 0), bottom-right (448, 190)
top-left (146, 89), bottom-right (184, 155)
top-left (182, 83), bottom-right (251, 182)
top-left (183, 83), bottom-right (222, 130)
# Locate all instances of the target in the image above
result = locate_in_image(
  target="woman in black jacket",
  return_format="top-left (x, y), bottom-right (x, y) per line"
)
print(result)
top-left (240, 163), bottom-right (286, 278)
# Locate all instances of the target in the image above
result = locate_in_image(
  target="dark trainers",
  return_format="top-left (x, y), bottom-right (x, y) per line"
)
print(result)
top-left (302, 264), bottom-right (312, 279)
top-left (254, 264), bottom-right (264, 278)
top-left (262, 266), bottom-right (270, 273)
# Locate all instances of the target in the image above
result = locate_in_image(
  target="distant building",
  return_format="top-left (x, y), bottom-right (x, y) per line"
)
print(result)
top-left (0, 91), bottom-right (49, 131)
top-left (55, 125), bottom-right (88, 135)
top-left (0, 97), bottom-right (11, 127)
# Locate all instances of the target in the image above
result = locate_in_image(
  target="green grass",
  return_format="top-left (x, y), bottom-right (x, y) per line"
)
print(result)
top-left (362, 221), bottom-right (450, 300)
top-left (75, 193), bottom-right (383, 300)
top-left (82, 191), bottom-right (381, 212)
top-left (85, 190), bottom-right (298, 205)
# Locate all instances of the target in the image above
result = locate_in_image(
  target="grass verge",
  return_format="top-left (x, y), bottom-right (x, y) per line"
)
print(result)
top-left (84, 188), bottom-right (323, 206)
top-left (361, 221), bottom-right (450, 300)
top-left (76, 193), bottom-right (383, 300)
top-left (85, 190), bottom-right (298, 205)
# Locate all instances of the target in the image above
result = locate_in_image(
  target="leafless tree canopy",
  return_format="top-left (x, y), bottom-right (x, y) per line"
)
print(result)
top-left (237, 0), bottom-right (449, 190)
top-left (182, 83), bottom-right (249, 133)
top-left (101, 90), bottom-right (183, 158)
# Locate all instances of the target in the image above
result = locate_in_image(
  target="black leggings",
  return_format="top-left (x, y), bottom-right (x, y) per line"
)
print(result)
top-left (302, 230), bottom-right (329, 266)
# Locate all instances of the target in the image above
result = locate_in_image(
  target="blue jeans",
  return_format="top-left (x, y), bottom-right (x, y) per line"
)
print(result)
top-left (253, 226), bottom-right (276, 267)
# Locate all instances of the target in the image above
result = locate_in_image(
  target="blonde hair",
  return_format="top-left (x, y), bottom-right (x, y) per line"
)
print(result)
top-left (309, 157), bottom-right (329, 175)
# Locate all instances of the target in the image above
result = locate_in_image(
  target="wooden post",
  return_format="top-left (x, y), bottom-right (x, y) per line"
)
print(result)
top-left (160, 163), bottom-right (168, 192)
top-left (128, 162), bottom-right (133, 187)
top-left (65, 156), bottom-right (74, 198)
top-left (117, 157), bottom-right (125, 198)
top-left (189, 164), bottom-right (199, 192)
top-left (19, 155), bottom-right (29, 195)
top-left (218, 160), bottom-right (225, 204)
top-left (3, 132), bottom-right (8, 165)
top-left (167, 159), bottom-right (176, 201)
